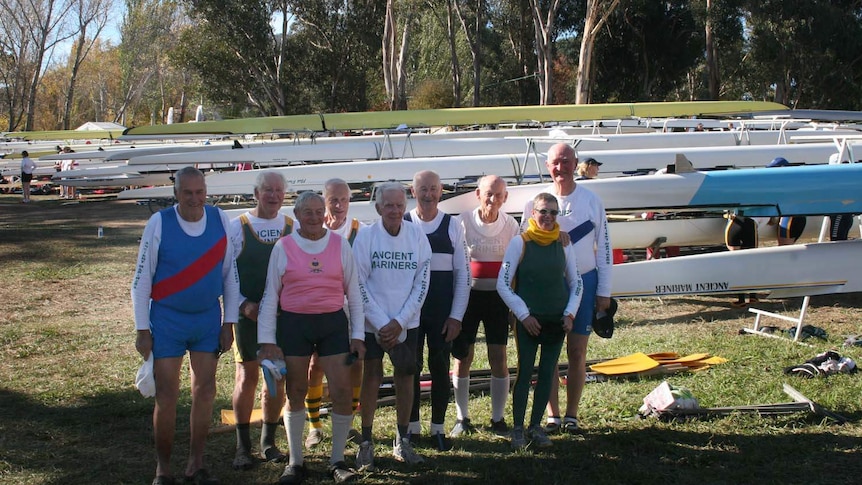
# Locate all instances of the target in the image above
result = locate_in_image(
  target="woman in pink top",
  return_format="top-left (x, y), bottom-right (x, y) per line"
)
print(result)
top-left (257, 192), bottom-right (365, 484)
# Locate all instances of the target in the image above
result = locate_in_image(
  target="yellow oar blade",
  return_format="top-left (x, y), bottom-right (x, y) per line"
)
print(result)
top-left (589, 352), bottom-right (660, 375)
top-left (656, 353), bottom-right (712, 364)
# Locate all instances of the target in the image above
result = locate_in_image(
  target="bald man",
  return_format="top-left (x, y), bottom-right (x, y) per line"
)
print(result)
top-left (450, 175), bottom-right (520, 437)
top-left (406, 170), bottom-right (470, 451)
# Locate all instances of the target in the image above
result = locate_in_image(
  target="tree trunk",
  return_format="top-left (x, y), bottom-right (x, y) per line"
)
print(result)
top-left (528, 0), bottom-right (560, 105)
top-left (395, 17), bottom-right (412, 110)
top-left (576, 0), bottom-right (620, 105)
top-left (447, 0), bottom-right (461, 107)
top-left (705, 0), bottom-right (719, 100)
top-left (383, 0), bottom-right (411, 111)
top-left (63, 34), bottom-right (87, 129)
top-left (383, 0), bottom-right (396, 109)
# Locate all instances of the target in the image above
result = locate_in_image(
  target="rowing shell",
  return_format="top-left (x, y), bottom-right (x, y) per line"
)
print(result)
top-left (118, 153), bottom-right (544, 199)
top-left (120, 101), bottom-right (787, 137)
top-left (438, 162), bottom-right (862, 217)
top-left (612, 239), bottom-right (862, 299)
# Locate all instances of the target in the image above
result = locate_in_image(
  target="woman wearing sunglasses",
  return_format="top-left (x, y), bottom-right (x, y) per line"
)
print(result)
top-left (497, 192), bottom-right (583, 450)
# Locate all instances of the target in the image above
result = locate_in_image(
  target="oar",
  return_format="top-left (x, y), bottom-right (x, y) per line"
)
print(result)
top-left (589, 352), bottom-right (661, 375)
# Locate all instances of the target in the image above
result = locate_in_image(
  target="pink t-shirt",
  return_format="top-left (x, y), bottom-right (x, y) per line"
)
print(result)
top-left (279, 234), bottom-right (344, 313)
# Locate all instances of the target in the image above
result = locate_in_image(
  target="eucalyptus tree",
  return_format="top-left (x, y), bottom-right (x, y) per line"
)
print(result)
top-left (62, 0), bottom-right (112, 129)
top-left (589, 0), bottom-right (701, 102)
top-left (687, 0), bottom-right (745, 101)
top-left (0, 0), bottom-right (76, 131)
top-left (116, 0), bottom-right (183, 125)
top-left (489, 0), bottom-right (538, 105)
top-left (452, 0), bottom-right (489, 106)
top-left (528, 0), bottom-right (562, 104)
top-left (575, 0), bottom-right (619, 104)
top-left (175, 0), bottom-right (297, 116)
top-left (744, 0), bottom-right (862, 109)
top-left (285, 0), bottom-right (386, 113)
top-left (383, 0), bottom-right (420, 109)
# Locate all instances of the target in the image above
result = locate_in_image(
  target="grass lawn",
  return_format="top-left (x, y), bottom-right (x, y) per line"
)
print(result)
top-left (1, 194), bottom-right (860, 485)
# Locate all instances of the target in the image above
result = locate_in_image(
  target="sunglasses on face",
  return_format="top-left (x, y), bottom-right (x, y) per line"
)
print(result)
top-left (534, 208), bottom-right (559, 216)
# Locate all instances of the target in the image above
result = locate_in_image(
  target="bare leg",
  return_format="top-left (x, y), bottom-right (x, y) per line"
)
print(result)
top-left (394, 371), bottom-right (414, 429)
top-left (185, 351), bottom-right (218, 477)
top-left (564, 334), bottom-right (590, 419)
top-left (453, 343), bottom-right (474, 378)
top-left (153, 356), bottom-right (183, 478)
top-left (232, 361), bottom-right (259, 425)
top-left (318, 353), bottom-right (354, 464)
top-left (545, 367), bottom-right (561, 420)
top-left (487, 343), bottom-right (508, 379)
top-left (360, 358), bottom-right (383, 431)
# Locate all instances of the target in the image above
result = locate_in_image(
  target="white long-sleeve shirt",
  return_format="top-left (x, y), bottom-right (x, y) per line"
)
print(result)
top-left (522, 183), bottom-right (612, 298)
top-left (131, 206), bottom-right (240, 331)
top-left (496, 236), bottom-right (582, 322)
top-left (20, 156), bottom-right (36, 174)
top-left (257, 230), bottom-right (365, 342)
top-left (460, 208), bottom-right (520, 291)
top-left (407, 209), bottom-right (471, 321)
top-left (352, 220), bottom-right (432, 335)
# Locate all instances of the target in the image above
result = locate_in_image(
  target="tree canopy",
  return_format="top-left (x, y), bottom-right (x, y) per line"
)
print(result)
top-left (4, 0), bottom-right (862, 130)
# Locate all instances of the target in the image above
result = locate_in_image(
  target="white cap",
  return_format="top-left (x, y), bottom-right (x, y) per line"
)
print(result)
top-left (135, 353), bottom-right (155, 398)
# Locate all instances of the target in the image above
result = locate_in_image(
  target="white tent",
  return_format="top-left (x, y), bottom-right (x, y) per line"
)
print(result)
top-left (75, 121), bottom-right (126, 131)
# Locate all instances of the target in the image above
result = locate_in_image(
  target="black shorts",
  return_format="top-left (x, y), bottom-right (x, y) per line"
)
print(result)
top-left (457, 290), bottom-right (511, 347)
top-left (365, 327), bottom-right (419, 375)
top-left (725, 216), bottom-right (757, 249)
top-left (20, 173), bottom-right (33, 183)
top-left (232, 315), bottom-right (259, 363)
top-left (778, 216), bottom-right (806, 241)
top-left (275, 309), bottom-right (349, 357)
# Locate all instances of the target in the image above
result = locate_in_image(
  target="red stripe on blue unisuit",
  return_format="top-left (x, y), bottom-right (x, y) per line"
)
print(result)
top-left (151, 236), bottom-right (227, 301)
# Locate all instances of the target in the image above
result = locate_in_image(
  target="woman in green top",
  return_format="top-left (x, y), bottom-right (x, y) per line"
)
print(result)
top-left (497, 192), bottom-right (583, 450)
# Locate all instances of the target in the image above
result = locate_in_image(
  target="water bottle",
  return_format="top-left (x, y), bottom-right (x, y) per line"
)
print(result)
top-left (97, 226), bottom-right (104, 238)
top-left (260, 358), bottom-right (287, 397)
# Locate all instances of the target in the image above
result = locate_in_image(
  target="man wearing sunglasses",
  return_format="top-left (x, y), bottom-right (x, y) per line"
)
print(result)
top-left (521, 143), bottom-right (612, 436)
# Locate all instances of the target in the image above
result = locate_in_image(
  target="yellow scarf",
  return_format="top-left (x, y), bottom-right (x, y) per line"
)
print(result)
top-left (523, 217), bottom-right (560, 246)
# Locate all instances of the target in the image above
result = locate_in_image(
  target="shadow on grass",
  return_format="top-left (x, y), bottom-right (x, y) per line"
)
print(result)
top-left (2, 383), bottom-right (859, 484)
top-left (0, 386), bottom-right (164, 484)
top-left (337, 422), bottom-right (862, 485)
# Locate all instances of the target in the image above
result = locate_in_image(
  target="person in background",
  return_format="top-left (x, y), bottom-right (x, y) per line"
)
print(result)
top-left (498, 192), bottom-right (582, 449)
top-left (20, 150), bottom-right (36, 203)
top-left (830, 214), bottom-right (856, 241)
top-left (764, 158), bottom-right (807, 246)
top-left (725, 211), bottom-right (759, 308)
top-left (450, 175), bottom-right (520, 437)
top-left (60, 147), bottom-right (77, 199)
top-left (132, 166), bottom-right (239, 485)
top-left (575, 157), bottom-right (601, 181)
top-left (352, 183), bottom-right (432, 470)
top-left (228, 171), bottom-right (291, 470)
top-left (524, 143), bottom-right (612, 435)
top-left (405, 170), bottom-right (470, 452)
top-left (304, 178), bottom-right (365, 450)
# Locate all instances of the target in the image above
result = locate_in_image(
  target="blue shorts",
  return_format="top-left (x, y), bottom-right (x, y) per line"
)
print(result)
top-left (150, 303), bottom-right (222, 359)
top-left (571, 269), bottom-right (597, 336)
